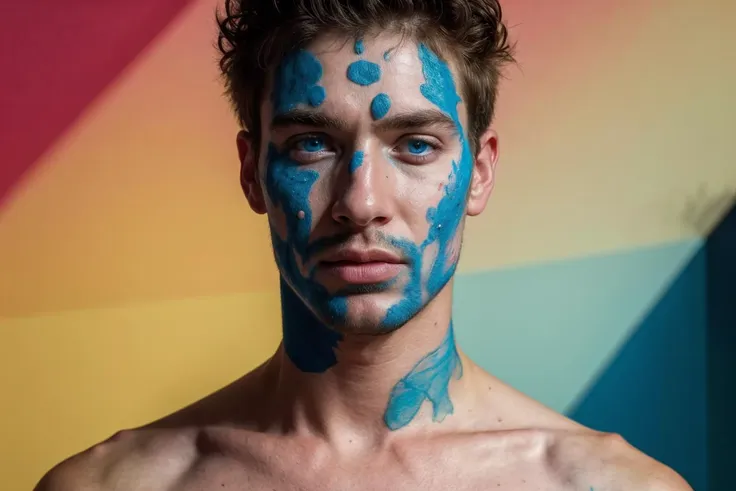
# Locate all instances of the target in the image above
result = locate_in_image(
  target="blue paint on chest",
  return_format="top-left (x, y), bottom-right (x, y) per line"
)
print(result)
top-left (370, 93), bottom-right (391, 120)
top-left (384, 323), bottom-right (463, 430)
top-left (271, 50), bottom-right (326, 115)
top-left (354, 39), bottom-right (365, 55)
top-left (346, 60), bottom-right (381, 86)
top-left (349, 151), bottom-right (364, 174)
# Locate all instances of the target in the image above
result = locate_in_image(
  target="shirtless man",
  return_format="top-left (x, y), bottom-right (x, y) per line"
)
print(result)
top-left (36, 0), bottom-right (694, 489)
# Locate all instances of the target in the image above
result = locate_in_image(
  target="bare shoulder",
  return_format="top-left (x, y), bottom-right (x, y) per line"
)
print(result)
top-left (548, 430), bottom-right (693, 491)
top-left (34, 427), bottom-right (198, 491)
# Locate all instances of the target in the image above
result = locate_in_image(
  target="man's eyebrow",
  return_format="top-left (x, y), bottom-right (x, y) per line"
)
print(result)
top-left (373, 109), bottom-right (457, 133)
top-left (270, 110), bottom-right (349, 131)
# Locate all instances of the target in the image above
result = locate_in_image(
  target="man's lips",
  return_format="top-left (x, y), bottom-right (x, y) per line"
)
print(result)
top-left (318, 249), bottom-right (404, 284)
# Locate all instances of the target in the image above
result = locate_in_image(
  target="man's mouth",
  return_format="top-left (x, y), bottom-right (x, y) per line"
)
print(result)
top-left (319, 249), bottom-right (404, 284)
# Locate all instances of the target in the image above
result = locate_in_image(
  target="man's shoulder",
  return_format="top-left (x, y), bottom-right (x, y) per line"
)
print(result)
top-left (34, 427), bottom-right (199, 491)
top-left (547, 429), bottom-right (693, 491)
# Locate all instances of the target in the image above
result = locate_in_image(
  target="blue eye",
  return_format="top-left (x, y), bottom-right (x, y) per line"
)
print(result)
top-left (297, 136), bottom-right (327, 153)
top-left (406, 139), bottom-right (431, 155)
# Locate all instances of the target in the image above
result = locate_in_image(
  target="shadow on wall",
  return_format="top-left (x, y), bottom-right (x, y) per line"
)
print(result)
top-left (569, 200), bottom-right (736, 491)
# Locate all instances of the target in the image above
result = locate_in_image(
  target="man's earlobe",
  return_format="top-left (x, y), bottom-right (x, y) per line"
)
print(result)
top-left (237, 130), bottom-right (267, 215)
top-left (466, 128), bottom-right (499, 217)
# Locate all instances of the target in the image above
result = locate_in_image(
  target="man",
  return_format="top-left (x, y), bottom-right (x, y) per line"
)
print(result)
top-left (37, 0), bottom-right (693, 489)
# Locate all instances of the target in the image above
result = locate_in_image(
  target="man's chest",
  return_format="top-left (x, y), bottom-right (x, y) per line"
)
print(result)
top-left (176, 454), bottom-right (581, 491)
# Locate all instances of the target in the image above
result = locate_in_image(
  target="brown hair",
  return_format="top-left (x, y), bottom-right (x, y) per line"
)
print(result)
top-left (216, 0), bottom-right (515, 152)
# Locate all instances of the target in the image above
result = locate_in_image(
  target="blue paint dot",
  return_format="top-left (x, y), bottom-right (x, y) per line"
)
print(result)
top-left (271, 50), bottom-right (326, 115)
top-left (383, 50), bottom-right (391, 61)
top-left (346, 60), bottom-right (381, 86)
top-left (307, 86), bottom-right (326, 107)
top-left (349, 151), bottom-right (364, 174)
top-left (354, 39), bottom-right (365, 55)
top-left (370, 93), bottom-right (391, 120)
top-left (384, 323), bottom-right (463, 430)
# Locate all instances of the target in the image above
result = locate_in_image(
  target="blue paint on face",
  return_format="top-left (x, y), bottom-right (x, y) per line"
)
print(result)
top-left (349, 150), bottom-right (364, 174)
top-left (380, 44), bottom-right (473, 330)
top-left (266, 49), bottom-right (351, 372)
top-left (346, 60), bottom-right (381, 86)
top-left (266, 143), bottom-right (349, 372)
top-left (370, 93), bottom-right (391, 120)
top-left (384, 322), bottom-right (463, 430)
top-left (354, 39), bottom-right (365, 55)
top-left (271, 50), bottom-right (326, 115)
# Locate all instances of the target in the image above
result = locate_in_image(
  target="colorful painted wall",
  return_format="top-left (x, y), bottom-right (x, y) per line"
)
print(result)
top-left (1, 0), bottom-right (734, 489)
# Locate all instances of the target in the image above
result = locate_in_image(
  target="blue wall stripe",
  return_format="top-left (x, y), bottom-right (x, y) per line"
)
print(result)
top-left (454, 239), bottom-right (702, 413)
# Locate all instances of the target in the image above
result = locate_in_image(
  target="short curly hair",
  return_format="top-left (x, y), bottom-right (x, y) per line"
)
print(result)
top-left (216, 0), bottom-right (515, 152)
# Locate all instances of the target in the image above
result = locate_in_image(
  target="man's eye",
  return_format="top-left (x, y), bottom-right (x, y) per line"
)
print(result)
top-left (296, 136), bottom-right (327, 153)
top-left (405, 139), bottom-right (432, 155)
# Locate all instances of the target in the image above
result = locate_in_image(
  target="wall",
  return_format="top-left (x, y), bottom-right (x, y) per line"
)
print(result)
top-left (1, 0), bottom-right (734, 489)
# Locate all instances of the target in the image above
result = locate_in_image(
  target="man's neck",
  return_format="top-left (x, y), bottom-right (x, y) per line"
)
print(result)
top-left (266, 280), bottom-right (469, 451)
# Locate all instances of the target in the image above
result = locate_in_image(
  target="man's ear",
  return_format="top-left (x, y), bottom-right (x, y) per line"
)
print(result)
top-left (466, 128), bottom-right (499, 217)
top-left (236, 130), bottom-right (267, 215)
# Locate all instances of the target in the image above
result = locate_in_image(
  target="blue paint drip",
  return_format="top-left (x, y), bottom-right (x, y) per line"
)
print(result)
top-left (346, 60), bottom-right (381, 86)
top-left (271, 50), bottom-right (326, 115)
top-left (349, 151), bottom-right (364, 174)
top-left (354, 39), bottom-right (365, 55)
top-left (370, 93), bottom-right (391, 120)
top-left (384, 323), bottom-right (463, 430)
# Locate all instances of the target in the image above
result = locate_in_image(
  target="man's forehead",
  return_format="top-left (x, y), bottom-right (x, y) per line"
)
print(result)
top-left (262, 32), bottom-right (466, 129)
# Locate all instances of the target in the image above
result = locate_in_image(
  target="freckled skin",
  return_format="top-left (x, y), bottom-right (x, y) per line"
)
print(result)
top-left (34, 33), bottom-right (694, 491)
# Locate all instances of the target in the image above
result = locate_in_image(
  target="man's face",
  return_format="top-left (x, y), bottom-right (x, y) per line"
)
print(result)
top-left (243, 32), bottom-right (496, 334)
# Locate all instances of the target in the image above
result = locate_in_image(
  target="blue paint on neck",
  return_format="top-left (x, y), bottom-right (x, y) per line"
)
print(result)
top-left (346, 60), bottom-right (381, 86)
top-left (370, 93), bottom-right (391, 120)
top-left (349, 150), bottom-right (364, 174)
top-left (271, 50), bottom-right (326, 115)
top-left (280, 277), bottom-right (342, 372)
top-left (383, 50), bottom-right (391, 61)
top-left (354, 39), bottom-right (365, 55)
top-left (384, 322), bottom-right (463, 430)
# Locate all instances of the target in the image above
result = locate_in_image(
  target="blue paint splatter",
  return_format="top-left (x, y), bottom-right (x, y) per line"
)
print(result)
top-left (370, 93), bottom-right (391, 120)
top-left (271, 50), bottom-right (325, 115)
top-left (346, 60), bottom-right (381, 86)
top-left (349, 151), bottom-right (364, 174)
top-left (384, 323), bottom-right (463, 430)
top-left (383, 50), bottom-right (391, 61)
top-left (354, 39), bottom-right (365, 55)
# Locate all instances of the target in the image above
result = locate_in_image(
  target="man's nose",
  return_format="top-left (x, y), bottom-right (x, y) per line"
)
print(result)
top-left (331, 149), bottom-right (394, 228)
